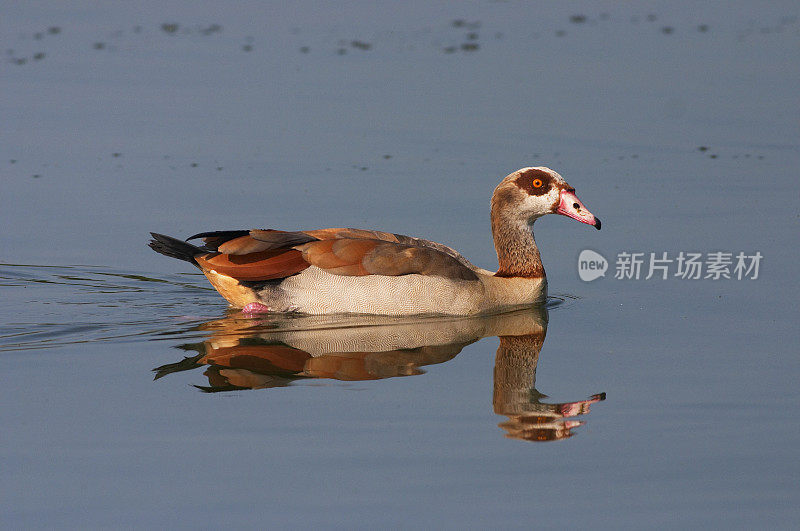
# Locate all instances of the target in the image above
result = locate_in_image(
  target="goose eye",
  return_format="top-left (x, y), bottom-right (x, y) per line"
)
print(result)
top-left (532, 178), bottom-right (543, 188)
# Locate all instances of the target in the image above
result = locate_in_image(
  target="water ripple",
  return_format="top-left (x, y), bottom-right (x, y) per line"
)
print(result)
top-left (0, 263), bottom-right (216, 351)
top-left (0, 262), bottom-right (576, 352)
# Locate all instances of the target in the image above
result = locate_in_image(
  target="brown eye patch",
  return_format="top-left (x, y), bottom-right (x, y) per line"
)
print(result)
top-left (514, 168), bottom-right (552, 196)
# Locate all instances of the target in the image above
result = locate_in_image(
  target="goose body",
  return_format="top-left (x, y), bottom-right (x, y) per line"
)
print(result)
top-left (149, 167), bottom-right (600, 315)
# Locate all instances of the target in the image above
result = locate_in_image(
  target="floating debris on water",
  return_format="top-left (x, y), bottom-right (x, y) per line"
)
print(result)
top-left (93, 42), bottom-right (105, 50)
top-left (350, 40), bottom-right (372, 50)
top-left (461, 43), bottom-right (479, 51)
top-left (200, 24), bottom-right (222, 36)
top-left (569, 15), bottom-right (587, 24)
top-left (48, 26), bottom-right (61, 35)
top-left (161, 23), bottom-right (179, 34)
top-left (661, 26), bottom-right (675, 35)
top-left (33, 52), bottom-right (45, 60)
top-left (452, 19), bottom-right (480, 29)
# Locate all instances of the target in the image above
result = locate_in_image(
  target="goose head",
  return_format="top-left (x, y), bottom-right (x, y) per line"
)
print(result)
top-left (491, 167), bottom-right (601, 230)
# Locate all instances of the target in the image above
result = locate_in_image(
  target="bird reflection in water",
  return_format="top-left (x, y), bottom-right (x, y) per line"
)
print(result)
top-left (493, 333), bottom-right (605, 441)
top-left (154, 305), bottom-right (605, 442)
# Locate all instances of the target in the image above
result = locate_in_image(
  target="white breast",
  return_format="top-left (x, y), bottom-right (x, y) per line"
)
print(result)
top-left (278, 266), bottom-right (485, 315)
top-left (272, 266), bottom-right (546, 316)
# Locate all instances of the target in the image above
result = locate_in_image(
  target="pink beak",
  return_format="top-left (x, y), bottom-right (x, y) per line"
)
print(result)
top-left (557, 189), bottom-right (601, 230)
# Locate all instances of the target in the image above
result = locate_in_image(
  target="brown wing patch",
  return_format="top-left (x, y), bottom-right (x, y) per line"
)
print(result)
top-left (303, 228), bottom-right (477, 270)
top-left (364, 243), bottom-right (477, 279)
top-left (195, 249), bottom-right (309, 281)
top-left (299, 239), bottom-right (376, 275)
top-left (299, 239), bottom-right (478, 281)
top-left (216, 235), bottom-right (273, 255)
top-left (188, 227), bottom-right (477, 279)
top-left (331, 239), bottom-right (381, 265)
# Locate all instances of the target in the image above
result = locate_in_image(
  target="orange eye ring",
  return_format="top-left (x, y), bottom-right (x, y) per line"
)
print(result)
top-left (532, 178), bottom-right (543, 188)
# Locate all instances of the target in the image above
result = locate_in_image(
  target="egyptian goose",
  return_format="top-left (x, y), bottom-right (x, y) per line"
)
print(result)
top-left (149, 166), bottom-right (600, 315)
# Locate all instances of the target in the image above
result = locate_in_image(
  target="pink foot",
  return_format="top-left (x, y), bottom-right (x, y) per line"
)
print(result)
top-left (242, 302), bottom-right (272, 314)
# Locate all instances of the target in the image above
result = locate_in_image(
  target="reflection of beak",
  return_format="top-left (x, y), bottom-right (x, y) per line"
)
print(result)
top-left (557, 189), bottom-right (601, 230)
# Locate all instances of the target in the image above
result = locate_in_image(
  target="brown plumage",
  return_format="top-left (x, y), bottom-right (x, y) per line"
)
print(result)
top-left (194, 249), bottom-right (309, 281)
top-left (151, 227), bottom-right (480, 283)
top-left (298, 238), bottom-right (478, 280)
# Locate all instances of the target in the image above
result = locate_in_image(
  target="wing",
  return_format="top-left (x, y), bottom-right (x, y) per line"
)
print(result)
top-left (297, 238), bottom-right (479, 281)
top-left (186, 228), bottom-right (478, 282)
top-left (303, 228), bottom-right (477, 271)
top-left (188, 229), bottom-right (316, 255)
top-left (194, 249), bottom-right (310, 281)
top-left (187, 230), bottom-right (314, 281)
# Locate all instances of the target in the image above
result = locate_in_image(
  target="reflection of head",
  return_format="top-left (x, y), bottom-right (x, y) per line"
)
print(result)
top-left (498, 417), bottom-right (584, 442)
top-left (493, 330), bottom-right (605, 442)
